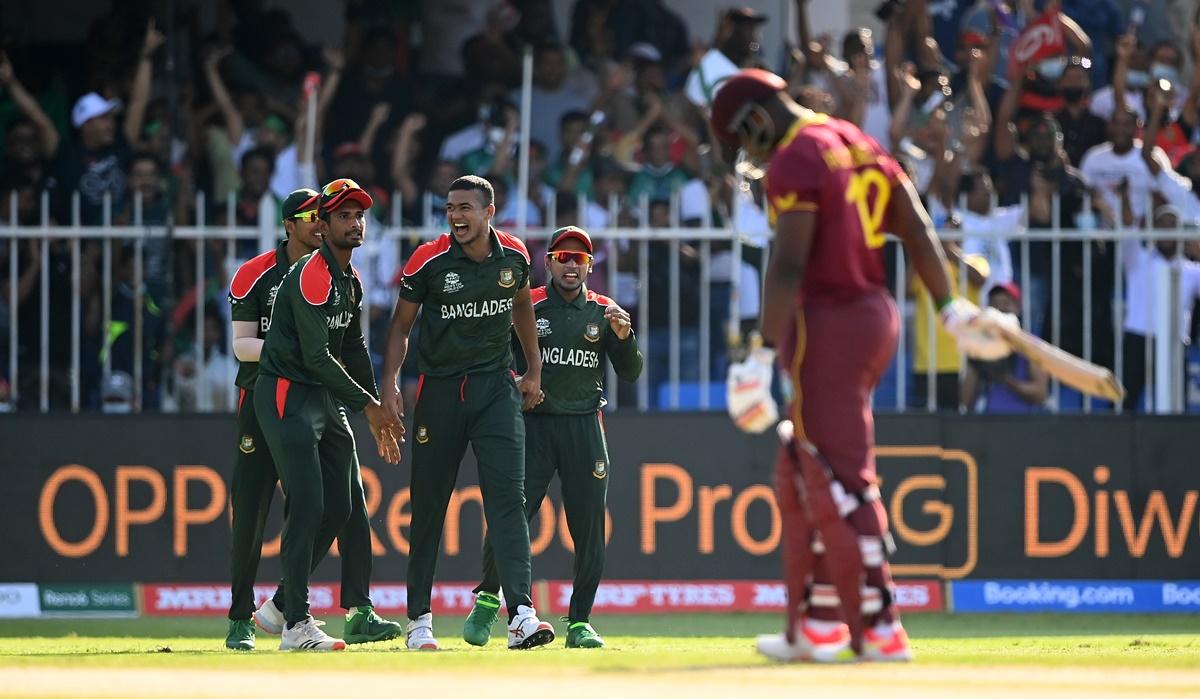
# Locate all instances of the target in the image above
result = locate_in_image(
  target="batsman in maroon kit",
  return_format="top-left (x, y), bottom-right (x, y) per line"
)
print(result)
top-left (712, 69), bottom-right (985, 663)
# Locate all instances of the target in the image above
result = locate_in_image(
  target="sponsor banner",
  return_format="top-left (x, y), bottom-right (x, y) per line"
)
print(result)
top-left (545, 579), bottom-right (943, 614)
top-left (141, 580), bottom-right (943, 616)
top-left (951, 580), bottom-right (1200, 613)
top-left (0, 583), bottom-right (41, 618)
top-left (39, 584), bottom-right (136, 615)
top-left (6, 414), bottom-right (1200, 583)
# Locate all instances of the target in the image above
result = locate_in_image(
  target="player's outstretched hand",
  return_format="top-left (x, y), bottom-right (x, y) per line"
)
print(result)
top-left (726, 347), bottom-right (779, 434)
top-left (365, 401), bottom-right (404, 465)
top-left (605, 305), bottom-right (632, 339)
top-left (380, 384), bottom-right (405, 425)
top-left (516, 371), bottom-right (544, 412)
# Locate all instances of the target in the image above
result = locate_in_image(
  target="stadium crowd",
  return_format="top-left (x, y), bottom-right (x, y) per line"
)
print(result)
top-left (1, 0), bottom-right (1199, 414)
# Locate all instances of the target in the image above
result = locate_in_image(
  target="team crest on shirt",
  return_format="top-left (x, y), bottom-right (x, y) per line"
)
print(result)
top-left (536, 318), bottom-right (552, 337)
top-left (267, 283), bottom-right (280, 308)
top-left (584, 323), bottom-right (600, 342)
top-left (239, 435), bottom-right (255, 454)
top-left (443, 272), bottom-right (463, 294)
top-left (416, 425), bottom-right (429, 444)
top-left (498, 268), bottom-right (515, 288)
top-left (593, 460), bottom-right (607, 479)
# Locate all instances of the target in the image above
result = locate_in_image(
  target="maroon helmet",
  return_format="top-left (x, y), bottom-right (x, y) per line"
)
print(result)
top-left (709, 68), bottom-right (788, 146)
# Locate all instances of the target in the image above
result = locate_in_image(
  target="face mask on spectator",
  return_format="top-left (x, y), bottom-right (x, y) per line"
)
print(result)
top-left (1060, 87), bottom-right (1086, 103)
top-left (1127, 70), bottom-right (1151, 89)
top-left (1151, 63), bottom-right (1180, 85)
top-left (1035, 57), bottom-right (1067, 82)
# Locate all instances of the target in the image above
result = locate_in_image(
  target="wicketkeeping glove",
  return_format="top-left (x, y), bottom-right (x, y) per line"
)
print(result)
top-left (726, 347), bottom-right (779, 434)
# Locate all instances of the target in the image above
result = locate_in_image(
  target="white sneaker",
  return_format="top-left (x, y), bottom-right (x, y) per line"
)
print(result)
top-left (756, 619), bottom-right (855, 663)
top-left (406, 613), bottom-right (440, 650)
top-left (253, 598), bottom-right (285, 635)
top-left (279, 617), bottom-right (346, 651)
top-left (507, 605), bottom-right (555, 649)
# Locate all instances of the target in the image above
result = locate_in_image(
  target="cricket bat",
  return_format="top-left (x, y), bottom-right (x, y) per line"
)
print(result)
top-left (992, 323), bottom-right (1126, 404)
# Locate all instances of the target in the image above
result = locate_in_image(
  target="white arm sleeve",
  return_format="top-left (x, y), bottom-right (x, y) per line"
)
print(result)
top-left (231, 320), bottom-right (263, 362)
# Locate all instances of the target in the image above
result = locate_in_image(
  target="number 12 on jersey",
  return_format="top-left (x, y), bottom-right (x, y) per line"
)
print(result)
top-left (845, 168), bottom-right (891, 250)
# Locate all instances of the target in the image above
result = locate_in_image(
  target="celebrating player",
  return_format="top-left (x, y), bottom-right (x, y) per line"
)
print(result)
top-left (712, 69), bottom-right (988, 662)
top-left (464, 226), bottom-right (643, 649)
top-left (252, 178), bottom-right (402, 651)
top-left (224, 188), bottom-right (323, 650)
top-left (381, 175), bottom-right (554, 650)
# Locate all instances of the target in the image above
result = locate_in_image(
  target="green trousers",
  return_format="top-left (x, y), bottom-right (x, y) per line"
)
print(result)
top-left (227, 388), bottom-right (280, 620)
top-left (407, 371), bottom-right (532, 618)
top-left (253, 375), bottom-right (373, 626)
top-left (475, 412), bottom-right (610, 622)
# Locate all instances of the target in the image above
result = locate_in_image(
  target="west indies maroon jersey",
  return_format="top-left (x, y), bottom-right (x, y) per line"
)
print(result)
top-left (764, 111), bottom-right (905, 303)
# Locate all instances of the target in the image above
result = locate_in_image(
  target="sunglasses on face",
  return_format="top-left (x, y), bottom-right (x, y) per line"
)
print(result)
top-left (546, 250), bottom-right (593, 265)
top-left (291, 210), bottom-right (320, 223)
top-left (322, 178), bottom-right (362, 196)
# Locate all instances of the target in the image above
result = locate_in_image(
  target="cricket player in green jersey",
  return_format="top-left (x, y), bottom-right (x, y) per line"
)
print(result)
top-left (225, 188), bottom-right (323, 650)
top-left (381, 175), bottom-right (555, 650)
top-left (253, 178), bottom-right (403, 651)
top-left (465, 226), bottom-right (642, 649)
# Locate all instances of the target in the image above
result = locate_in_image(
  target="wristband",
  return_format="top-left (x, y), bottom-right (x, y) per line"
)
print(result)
top-left (936, 296), bottom-right (954, 311)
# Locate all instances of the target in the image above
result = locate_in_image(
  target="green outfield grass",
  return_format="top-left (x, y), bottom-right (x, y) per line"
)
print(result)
top-left (0, 614), bottom-right (1197, 698)
top-left (0, 613), bottom-right (1196, 668)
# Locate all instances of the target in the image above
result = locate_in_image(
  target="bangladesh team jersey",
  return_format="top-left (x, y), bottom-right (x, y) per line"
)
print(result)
top-left (397, 227), bottom-right (531, 378)
top-left (228, 241), bottom-right (291, 390)
top-left (518, 283), bottom-right (643, 415)
top-left (258, 242), bottom-right (378, 411)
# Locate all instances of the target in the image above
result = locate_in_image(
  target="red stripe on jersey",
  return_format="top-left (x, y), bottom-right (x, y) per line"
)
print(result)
top-left (229, 249), bottom-right (278, 300)
top-left (238, 388), bottom-right (246, 413)
top-left (415, 374), bottom-right (425, 406)
top-left (495, 229), bottom-right (531, 264)
top-left (300, 253), bottom-right (334, 305)
top-left (586, 290), bottom-right (615, 307)
top-left (402, 235), bottom-right (453, 277)
top-left (275, 377), bottom-right (291, 418)
top-left (530, 286), bottom-right (549, 305)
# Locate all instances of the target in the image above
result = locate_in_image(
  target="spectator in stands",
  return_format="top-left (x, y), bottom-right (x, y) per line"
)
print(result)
top-left (957, 170), bottom-right (1017, 294)
top-left (911, 242), bottom-right (989, 410)
top-left (544, 110), bottom-right (597, 198)
top-left (961, 282), bottom-right (1049, 412)
top-left (627, 125), bottom-right (689, 205)
top-left (1060, 0), bottom-right (1123, 90)
top-left (512, 41), bottom-right (604, 163)
top-left (685, 7), bottom-right (768, 108)
top-left (0, 51), bottom-right (59, 187)
top-left (325, 27), bottom-right (412, 152)
top-left (1081, 107), bottom-right (1165, 228)
top-left (1092, 34), bottom-right (1187, 122)
top-left (1055, 57), bottom-right (1108, 167)
top-left (52, 21), bottom-right (159, 225)
top-left (606, 43), bottom-right (688, 135)
top-left (572, 0), bottom-right (689, 80)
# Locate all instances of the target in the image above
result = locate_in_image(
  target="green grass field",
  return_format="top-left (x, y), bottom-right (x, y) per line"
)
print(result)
top-left (0, 614), bottom-right (1197, 698)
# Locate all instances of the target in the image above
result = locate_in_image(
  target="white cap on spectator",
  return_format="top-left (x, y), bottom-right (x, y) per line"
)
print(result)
top-left (628, 42), bottom-right (662, 63)
top-left (72, 92), bottom-right (122, 128)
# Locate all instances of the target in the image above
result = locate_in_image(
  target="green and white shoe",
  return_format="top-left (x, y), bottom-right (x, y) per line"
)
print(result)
top-left (225, 618), bottom-right (255, 650)
top-left (463, 591), bottom-right (501, 646)
top-left (343, 606), bottom-right (403, 644)
top-left (565, 621), bottom-right (604, 649)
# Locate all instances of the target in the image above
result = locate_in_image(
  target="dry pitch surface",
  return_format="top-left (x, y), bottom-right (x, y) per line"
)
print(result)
top-left (0, 614), bottom-right (1197, 698)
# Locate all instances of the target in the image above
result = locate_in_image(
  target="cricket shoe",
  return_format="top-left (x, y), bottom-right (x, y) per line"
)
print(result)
top-left (406, 613), bottom-right (440, 650)
top-left (253, 597), bottom-right (285, 635)
top-left (565, 621), bottom-right (605, 649)
top-left (224, 618), bottom-right (255, 651)
top-left (756, 619), bottom-right (855, 663)
top-left (279, 617), bottom-right (346, 651)
top-left (344, 606), bottom-right (403, 645)
top-left (463, 591), bottom-right (501, 646)
top-left (861, 621), bottom-right (914, 662)
top-left (507, 605), bottom-right (555, 649)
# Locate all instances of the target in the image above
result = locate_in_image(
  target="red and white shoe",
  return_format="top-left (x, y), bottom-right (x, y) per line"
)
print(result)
top-left (507, 605), bottom-right (555, 649)
top-left (756, 619), bottom-right (855, 663)
top-left (861, 621), bottom-right (914, 662)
